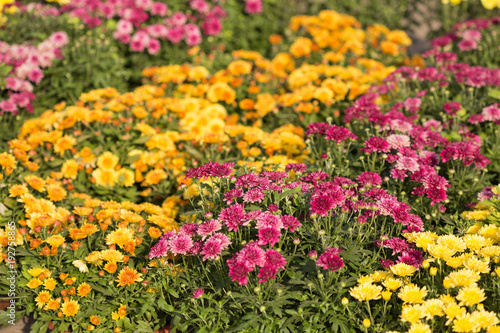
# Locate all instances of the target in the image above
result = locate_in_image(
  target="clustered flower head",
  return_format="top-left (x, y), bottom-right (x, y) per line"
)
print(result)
top-left (0, 32), bottom-right (69, 114)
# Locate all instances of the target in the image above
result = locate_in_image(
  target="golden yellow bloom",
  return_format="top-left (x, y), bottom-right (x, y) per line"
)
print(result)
top-left (0, 152), bottom-right (16, 169)
top-left (390, 263), bottom-right (416, 277)
top-left (117, 169), bottom-right (135, 187)
top-left (362, 318), bottom-right (371, 328)
top-left (45, 235), bottom-right (65, 248)
top-left (46, 184), bottom-right (67, 202)
top-left (77, 283), bottom-right (92, 297)
top-left (73, 206), bottom-right (93, 216)
top-left (349, 283), bottom-right (382, 301)
top-left (453, 313), bottom-right (478, 333)
top-left (9, 184), bottom-right (28, 197)
top-left (35, 291), bottom-right (51, 308)
top-left (382, 277), bottom-right (403, 291)
top-left (401, 304), bottom-right (424, 324)
top-left (408, 322), bottom-right (431, 333)
top-left (456, 284), bottom-right (486, 306)
top-left (61, 300), bottom-right (79, 317)
top-left (44, 278), bottom-right (57, 291)
top-left (92, 168), bottom-right (118, 187)
top-left (422, 299), bottom-right (445, 320)
top-left (90, 315), bottom-right (100, 325)
top-left (28, 268), bottom-right (44, 277)
top-left (54, 136), bottom-right (77, 156)
top-left (143, 169), bottom-right (168, 186)
top-left (463, 256), bottom-right (490, 274)
top-left (97, 152), bottom-right (119, 170)
top-left (105, 227), bottom-right (134, 248)
top-left (27, 278), bottom-right (43, 289)
top-left (116, 266), bottom-right (143, 286)
top-left (397, 284), bottom-right (428, 304)
top-left (437, 235), bottom-right (467, 252)
top-left (24, 175), bottom-right (46, 192)
top-left (104, 262), bottom-right (118, 274)
top-left (61, 159), bottom-right (79, 179)
top-left (45, 299), bottom-right (60, 311)
top-left (428, 244), bottom-right (456, 261)
top-left (443, 269), bottom-right (481, 288)
top-left (463, 234), bottom-right (491, 251)
top-left (80, 224), bottom-right (98, 236)
top-left (99, 249), bottom-right (125, 263)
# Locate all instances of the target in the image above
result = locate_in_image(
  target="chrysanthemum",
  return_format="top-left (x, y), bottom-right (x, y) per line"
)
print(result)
top-left (408, 321), bottom-right (431, 333)
top-left (61, 300), bottom-right (79, 317)
top-left (443, 269), bottom-right (480, 288)
top-left (72, 260), bottom-right (89, 273)
top-left (398, 284), bottom-right (428, 304)
top-left (45, 299), bottom-right (60, 311)
top-left (453, 313), bottom-right (478, 333)
top-left (349, 283), bottom-right (382, 301)
top-left (90, 315), bottom-right (100, 325)
top-left (27, 278), bottom-right (43, 289)
top-left (105, 227), bottom-right (135, 248)
top-left (45, 235), bottom-right (65, 248)
top-left (77, 283), bottom-right (92, 297)
top-left (471, 310), bottom-right (499, 330)
top-left (97, 151), bottom-right (119, 171)
top-left (427, 244), bottom-right (456, 261)
top-left (422, 299), bottom-right (445, 320)
top-left (99, 249), bottom-right (125, 263)
top-left (456, 284), bottom-right (486, 307)
top-left (463, 234), bottom-right (491, 251)
top-left (104, 262), bottom-right (118, 274)
top-left (390, 263), bottom-right (416, 277)
top-left (463, 256), bottom-right (490, 274)
top-left (401, 304), bottom-right (424, 324)
top-left (437, 235), bottom-right (467, 252)
top-left (44, 278), bottom-right (57, 291)
top-left (116, 267), bottom-right (143, 286)
top-left (35, 291), bottom-right (51, 308)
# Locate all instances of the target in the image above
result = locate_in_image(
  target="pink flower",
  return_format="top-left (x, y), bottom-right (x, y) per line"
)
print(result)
top-left (149, 239), bottom-right (169, 259)
top-left (357, 172), bottom-right (382, 187)
top-left (395, 156), bottom-right (420, 173)
top-left (458, 39), bottom-right (477, 51)
top-left (281, 215), bottom-right (301, 232)
top-left (308, 250), bottom-right (318, 260)
top-left (325, 125), bottom-right (358, 144)
top-left (147, 38), bottom-right (161, 55)
top-left (169, 233), bottom-right (194, 255)
top-left (361, 137), bottom-right (391, 154)
top-left (219, 203), bottom-right (248, 232)
top-left (386, 134), bottom-right (411, 149)
top-left (170, 12), bottom-right (187, 26)
top-left (202, 18), bottom-right (222, 36)
top-left (403, 97), bottom-right (422, 113)
top-left (310, 195), bottom-right (336, 216)
top-left (256, 212), bottom-right (283, 230)
top-left (264, 249), bottom-right (286, 270)
top-left (257, 227), bottom-right (281, 247)
top-left (237, 245), bottom-right (266, 268)
top-left (190, 0), bottom-right (210, 14)
top-left (243, 188), bottom-right (265, 203)
top-left (49, 32), bottom-right (69, 48)
top-left (227, 259), bottom-right (252, 285)
top-left (151, 2), bottom-right (167, 16)
top-left (0, 100), bottom-right (18, 114)
top-left (117, 20), bottom-right (134, 35)
top-left (193, 288), bottom-right (204, 298)
top-left (316, 251), bottom-right (344, 272)
top-left (461, 29), bottom-right (482, 42)
top-left (27, 68), bottom-right (44, 85)
top-left (482, 104), bottom-right (500, 121)
top-left (245, 0), bottom-right (263, 14)
top-left (186, 33), bottom-right (202, 46)
top-left (130, 40), bottom-right (145, 52)
top-left (135, 0), bottom-right (153, 10)
top-left (197, 219), bottom-right (222, 239)
top-left (201, 238), bottom-right (223, 261)
top-left (257, 265), bottom-right (278, 283)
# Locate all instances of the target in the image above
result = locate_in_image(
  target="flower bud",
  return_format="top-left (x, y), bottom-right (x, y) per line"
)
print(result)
top-left (260, 306), bottom-right (266, 312)
top-left (363, 319), bottom-right (371, 328)
top-left (429, 267), bottom-right (437, 276)
top-left (422, 260), bottom-right (430, 269)
top-left (254, 287), bottom-right (260, 293)
top-left (293, 238), bottom-right (300, 245)
top-left (341, 297), bottom-right (349, 306)
top-left (382, 291), bottom-right (392, 301)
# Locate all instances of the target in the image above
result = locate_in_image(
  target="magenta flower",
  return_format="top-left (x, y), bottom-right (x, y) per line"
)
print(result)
top-left (243, 188), bottom-right (265, 203)
top-left (227, 259), bottom-right (252, 285)
top-left (237, 245), bottom-right (266, 268)
top-left (482, 104), bottom-right (500, 121)
top-left (281, 215), bottom-right (301, 232)
top-left (245, 0), bottom-right (263, 14)
top-left (200, 238), bottom-right (223, 261)
top-left (325, 125), bottom-right (358, 144)
top-left (310, 195), bottom-right (336, 216)
top-left (169, 233), bottom-right (194, 255)
top-left (193, 288), bottom-right (204, 298)
top-left (257, 227), bottom-right (281, 247)
top-left (361, 137), bottom-right (391, 154)
top-left (197, 219), bottom-right (222, 239)
top-left (316, 251), bottom-right (344, 272)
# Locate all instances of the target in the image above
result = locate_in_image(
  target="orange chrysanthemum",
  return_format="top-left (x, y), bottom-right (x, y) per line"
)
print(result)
top-left (116, 266), bottom-right (143, 286)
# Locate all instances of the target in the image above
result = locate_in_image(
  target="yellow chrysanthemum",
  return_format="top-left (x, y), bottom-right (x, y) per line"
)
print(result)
top-left (97, 151), bottom-right (119, 170)
top-left (397, 284), bottom-right (428, 304)
top-left (456, 284), bottom-right (486, 307)
top-left (61, 300), bottom-right (79, 317)
top-left (116, 267), bottom-right (143, 287)
top-left (77, 283), bottom-right (92, 297)
top-left (390, 263), bottom-right (416, 277)
top-left (349, 283), bottom-right (382, 301)
top-left (35, 291), bottom-right (51, 308)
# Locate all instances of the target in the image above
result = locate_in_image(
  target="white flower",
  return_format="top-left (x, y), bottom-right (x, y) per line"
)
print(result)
top-left (72, 260), bottom-right (89, 273)
top-left (0, 203), bottom-right (6, 216)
